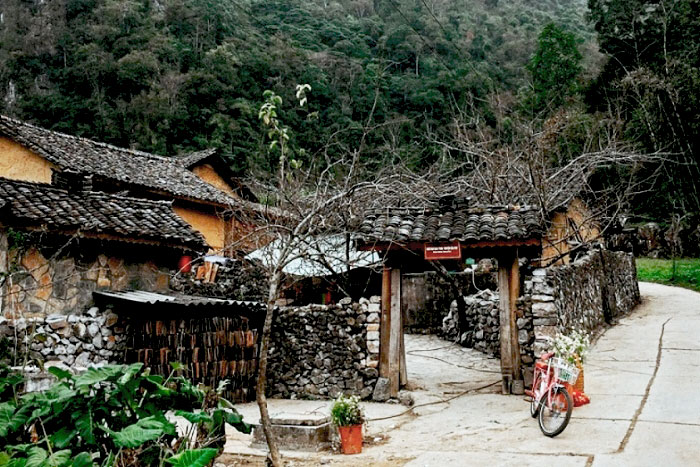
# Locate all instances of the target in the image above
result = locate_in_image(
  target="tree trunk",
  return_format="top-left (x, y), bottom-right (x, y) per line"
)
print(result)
top-left (256, 271), bottom-right (282, 466)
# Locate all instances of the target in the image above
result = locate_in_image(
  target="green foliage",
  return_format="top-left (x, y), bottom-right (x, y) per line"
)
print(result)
top-left (0, 363), bottom-right (251, 466)
top-left (527, 23), bottom-right (583, 113)
top-left (0, 0), bottom-right (594, 174)
top-left (6, 229), bottom-right (29, 252)
top-left (587, 0), bottom-right (700, 216)
top-left (164, 448), bottom-right (218, 467)
top-left (330, 394), bottom-right (364, 426)
top-left (636, 258), bottom-right (700, 292)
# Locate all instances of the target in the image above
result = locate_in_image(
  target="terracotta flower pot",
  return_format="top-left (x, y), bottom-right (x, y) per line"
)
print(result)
top-left (338, 424), bottom-right (363, 454)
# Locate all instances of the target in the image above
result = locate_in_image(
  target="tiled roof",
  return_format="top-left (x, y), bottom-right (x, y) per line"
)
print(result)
top-left (0, 177), bottom-right (207, 250)
top-left (357, 205), bottom-right (543, 245)
top-left (0, 115), bottom-right (236, 206)
top-left (175, 148), bottom-right (218, 168)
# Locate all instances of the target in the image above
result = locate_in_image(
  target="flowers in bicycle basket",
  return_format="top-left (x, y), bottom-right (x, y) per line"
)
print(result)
top-left (552, 329), bottom-right (590, 364)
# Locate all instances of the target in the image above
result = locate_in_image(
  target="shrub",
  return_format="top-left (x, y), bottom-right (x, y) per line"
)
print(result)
top-left (0, 362), bottom-right (251, 466)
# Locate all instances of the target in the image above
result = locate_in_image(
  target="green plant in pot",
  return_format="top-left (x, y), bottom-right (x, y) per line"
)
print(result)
top-left (330, 394), bottom-right (364, 454)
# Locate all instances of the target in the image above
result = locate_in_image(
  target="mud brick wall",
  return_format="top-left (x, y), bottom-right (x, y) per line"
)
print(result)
top-left (0, 307), bottom-right (125, 368)
top-left (267, 296), bottom-right (380, 400)
top-left (124, 314), bottom-right (262, 403)
top-left (530, 249), bottom-right (640, 355)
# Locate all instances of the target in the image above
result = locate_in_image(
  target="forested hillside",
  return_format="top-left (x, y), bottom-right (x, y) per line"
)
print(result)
top-left (0, 0), bottom-right (698, 221)
top-left (0, 0), bottom-right (592, 168)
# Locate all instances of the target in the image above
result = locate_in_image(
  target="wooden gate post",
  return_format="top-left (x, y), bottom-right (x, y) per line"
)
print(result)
top-left (379, 267), bottom-right (391, 379)
top-left (498, 251), bottom-right (522, 394)
top-left (379, 265), bottom-right (404, 398)
top-left (389, 267), bottom-right (402, 396)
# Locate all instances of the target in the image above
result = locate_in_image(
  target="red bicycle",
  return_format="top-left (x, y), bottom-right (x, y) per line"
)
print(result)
top-left (526, 352), bottom-right (577, 437)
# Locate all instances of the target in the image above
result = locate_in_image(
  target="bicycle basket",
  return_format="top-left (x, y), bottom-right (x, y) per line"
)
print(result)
top-left (552, 357), bottom-right (579, 384)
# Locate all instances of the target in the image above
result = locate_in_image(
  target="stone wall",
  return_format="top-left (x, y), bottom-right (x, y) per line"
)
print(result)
top-left (402, 267), bottom-right (497, 334)
top-left (441, 249), bottom-right (639, 385)
top-left (0, 231), bottom-right (172, 319)
top-left (170, 258), bottom-right (267, 302)
top-left (530, 249), bottom-right (640, 355)
top-left (267, 297), bottom-right (380, 400)
top-left (441, 289), bottom-right (535, 367)
top-left (0, 306), bottom-right (125, 368)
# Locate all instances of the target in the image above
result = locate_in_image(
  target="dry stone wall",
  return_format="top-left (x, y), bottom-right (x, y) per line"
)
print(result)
top-left (530, 249), bottom-right (640, 355)
top-left (441, 290), bottom-right (535, 366)
top-left (0, 235), bottom-right (171, 319)
top-left (402, 267), bottom-right (497, 334)
top-left (0, 306), bottom-right (125, 368)
top-left (267, 296), bottom-right (380, 400)
top-left (170, 258), bottom-right (267, 302)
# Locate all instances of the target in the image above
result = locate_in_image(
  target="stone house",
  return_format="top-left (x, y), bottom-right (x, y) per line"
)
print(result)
top-left (0, 115), bottom-right (269, 255)
top-left (0, 176), bottom-right (207, 319)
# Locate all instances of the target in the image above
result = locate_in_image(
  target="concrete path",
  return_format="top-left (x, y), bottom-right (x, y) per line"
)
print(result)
top-left (222, 282), bottom-right (700, 466)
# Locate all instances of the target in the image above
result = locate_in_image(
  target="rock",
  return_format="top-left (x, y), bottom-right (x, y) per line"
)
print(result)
top-left (367, 340), bottom-right (380, 354)
top-left (518, 329), bottom-right (529, 344)
top-left (92, 335), bottom-right (103, 349)
top-left (46, 314), bottom-right (68, 330)
top-left (366, 331), bottom-right (379, 341)
top-left (72, 323), bottom-right (87, 339)
top-left (398, 391), bottom-right (414, 407)
top-left (104, 312), bottom-right (119, 327)
top-left (339, 297), bottom-right (352, 305)
top-left (87, 323), bottom-right (100, 338)
top-left (86, 307), bottom-right (99, 318)
top-left (328, 385), bottom-right (342, 398)
top-left (372, 377), bottom-right (391, 402)
top-left (366, 313), bottom-right (379, 323)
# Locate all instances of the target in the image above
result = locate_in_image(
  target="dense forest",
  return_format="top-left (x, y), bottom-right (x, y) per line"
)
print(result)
top-left (0, 0), bottom-right (698, 221)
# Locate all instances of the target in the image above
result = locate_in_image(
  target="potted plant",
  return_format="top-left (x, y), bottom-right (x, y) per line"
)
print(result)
top-left (330, 394), bottom-right (365, 454)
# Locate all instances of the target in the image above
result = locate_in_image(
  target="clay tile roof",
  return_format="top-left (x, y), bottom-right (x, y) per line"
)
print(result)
top-left (0, 177), bottom-right (207, 251)
top-left (175, 148), bottom-right (218, 168)
top-left (0, 115), bottom-right (236, 206)
top-left (357, 205), bottom-right (543, 245)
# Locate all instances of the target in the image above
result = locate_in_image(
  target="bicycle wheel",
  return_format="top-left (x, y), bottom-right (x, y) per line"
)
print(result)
top-left (529, 373), bottom-right (541, 418)
top-left (538, 385), bottom-right (572, 437)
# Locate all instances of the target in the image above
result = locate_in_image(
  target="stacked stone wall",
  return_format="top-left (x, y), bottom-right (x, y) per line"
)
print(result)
top-left (267, 297), bottom-right (380, 400)
top-left (170, 258), bottom-right (267, 302)
top-left (0, 307), bottom-right (124, 368)
top-left (402, 268), bottom-right (497, 334)
top-left (530, 249), bottom-right (640, 354)
top-left (441, 290), bottom-right (535, 368)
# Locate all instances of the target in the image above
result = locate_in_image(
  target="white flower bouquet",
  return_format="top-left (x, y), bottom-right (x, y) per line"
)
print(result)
top-left (552, 329), bottom-right (591, 365)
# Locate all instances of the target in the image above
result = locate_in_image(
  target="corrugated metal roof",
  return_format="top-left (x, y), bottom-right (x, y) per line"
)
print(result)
top-left (93, 290), bottom-right (265, 309)
top-left (245, 234), bottom-right (380, 277)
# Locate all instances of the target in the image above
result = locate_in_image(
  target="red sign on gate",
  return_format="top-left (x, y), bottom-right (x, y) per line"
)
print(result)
top-left (424, 241), bottom-right (462, 260)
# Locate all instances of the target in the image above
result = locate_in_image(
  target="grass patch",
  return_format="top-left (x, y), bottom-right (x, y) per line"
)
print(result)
top-left (636, 257), bottom-right (700, 292)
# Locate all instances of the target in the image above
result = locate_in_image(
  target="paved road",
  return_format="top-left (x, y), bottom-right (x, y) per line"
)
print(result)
top-left (223, 282), bottom-right (700, 466)
top-left (360, 282), bottom-right (700, 466)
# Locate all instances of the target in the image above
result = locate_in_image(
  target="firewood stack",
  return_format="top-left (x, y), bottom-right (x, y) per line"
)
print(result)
top-left (124, 315), bottom-right (259, 402)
